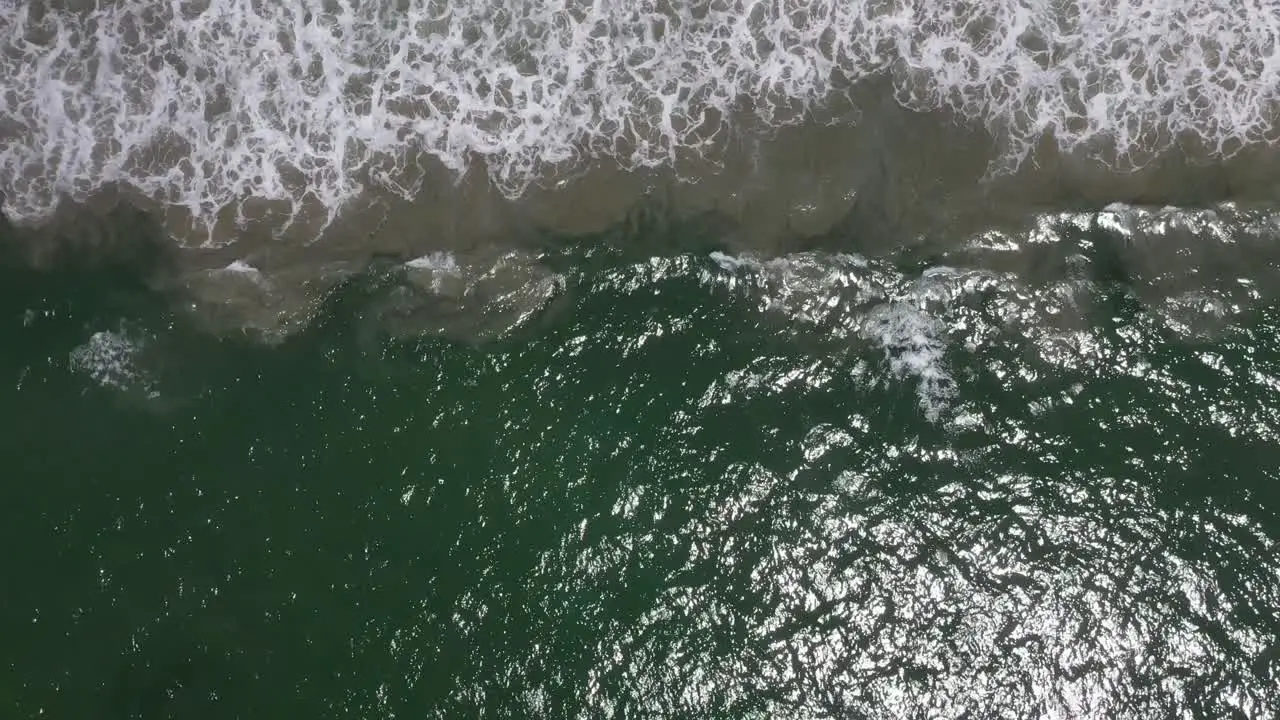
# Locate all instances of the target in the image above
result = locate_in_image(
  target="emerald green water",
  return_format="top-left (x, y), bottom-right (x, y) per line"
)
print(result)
top-left (2, 228), bottom-right (1279, 718)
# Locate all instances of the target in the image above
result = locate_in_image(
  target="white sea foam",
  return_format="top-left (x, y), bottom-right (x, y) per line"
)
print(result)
top-left (859, 300), bottom-right (958, 423)
top-left (703, 199), bottom-right (1280, 422)
top-left (405, 251), bottom-right (461, 274)
top-left (69, 328), bottom-right (158, 398)
top-left (707, 251), bottom-right (966, 420)
top-left (405, 251), bottom-right (463, 293)
top-left (391, 249), bottom-right (562, 339)
top-left (3, 0), bottom-right (1280, 241)
top-left (222, 259), bottom-right (260, 274)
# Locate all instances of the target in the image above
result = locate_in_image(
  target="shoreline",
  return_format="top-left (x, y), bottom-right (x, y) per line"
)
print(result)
top-left (6, 99), bottom-right (1280, 339)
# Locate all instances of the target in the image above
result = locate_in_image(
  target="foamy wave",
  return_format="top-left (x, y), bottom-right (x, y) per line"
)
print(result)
top-left (3, 0), bottom-right (1280, 239)
top-left (69, 327), bottom-right (158, 398)
top-left (380, 249), bottom-right (562, 340)
top-left (707, 251), bottom-right (974, 420)
top-left (704, 199), bottom-right (1280, 422)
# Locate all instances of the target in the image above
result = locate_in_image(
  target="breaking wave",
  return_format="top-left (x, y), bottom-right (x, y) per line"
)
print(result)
top-left (4, 0), bottom-right (1280, 240)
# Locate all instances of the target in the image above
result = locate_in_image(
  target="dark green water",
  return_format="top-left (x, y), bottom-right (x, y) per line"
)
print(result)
top-left (2, 219), bottom-right (1279, 718)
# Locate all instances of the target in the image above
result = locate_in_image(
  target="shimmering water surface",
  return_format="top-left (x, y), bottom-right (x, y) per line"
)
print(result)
top-left (2, 210), bottom-right (1278, 719)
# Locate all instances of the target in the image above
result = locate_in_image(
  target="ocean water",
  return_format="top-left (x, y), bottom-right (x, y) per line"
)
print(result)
top-left (4, 207), bottom-right (1280, 718)
top-left (7, 0), bottom-right (1280, 243)
top-left (5, 1), bottom-right (1280, 719)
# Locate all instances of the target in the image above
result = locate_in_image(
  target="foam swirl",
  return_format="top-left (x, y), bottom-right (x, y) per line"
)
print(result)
top-left (3, 0), bottom-right (1280, 241)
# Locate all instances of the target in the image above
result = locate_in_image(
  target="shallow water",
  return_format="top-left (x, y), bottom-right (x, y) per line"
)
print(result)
top-left (2, 211), bottom-right (1278, 718)
top-left (8, 0), bottom-right (1280, 249)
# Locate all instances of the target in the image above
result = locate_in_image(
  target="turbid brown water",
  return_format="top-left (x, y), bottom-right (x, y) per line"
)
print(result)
top-left (8, 88), bottom-right (1280, 340)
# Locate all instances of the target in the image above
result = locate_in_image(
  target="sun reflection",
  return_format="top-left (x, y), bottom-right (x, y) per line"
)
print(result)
top-left (362, 212), bottom-right (1280, 717)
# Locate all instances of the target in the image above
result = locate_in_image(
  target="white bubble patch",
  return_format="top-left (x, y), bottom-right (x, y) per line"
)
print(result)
top-left (3, 0), bottom-right (1280, 240)
top-left (69, 328), bottom-right (158, 398)
top-left (860, 302), bottom-right (957, 422)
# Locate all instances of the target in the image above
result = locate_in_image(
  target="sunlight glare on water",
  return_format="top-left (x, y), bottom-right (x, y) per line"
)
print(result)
top-left (2, 207), bottom-right (1279, 718)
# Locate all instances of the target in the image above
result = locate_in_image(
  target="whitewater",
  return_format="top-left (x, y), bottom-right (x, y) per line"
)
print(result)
top-left (3, 0), bottom-right (1280, 243)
